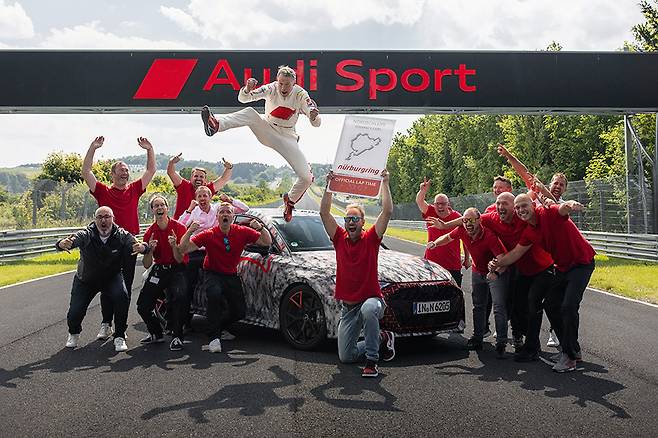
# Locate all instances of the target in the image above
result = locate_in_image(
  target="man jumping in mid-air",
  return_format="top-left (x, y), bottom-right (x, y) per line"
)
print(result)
top-left (201, 65), bottom-right (320, 222)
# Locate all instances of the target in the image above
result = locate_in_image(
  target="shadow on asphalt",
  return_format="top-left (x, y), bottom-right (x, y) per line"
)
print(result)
top-left (435, 348), bottom-right (631, 419)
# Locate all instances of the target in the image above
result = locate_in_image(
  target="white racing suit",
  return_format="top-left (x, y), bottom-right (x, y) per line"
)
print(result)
top-left (215, 82), bottom-right (321, 204)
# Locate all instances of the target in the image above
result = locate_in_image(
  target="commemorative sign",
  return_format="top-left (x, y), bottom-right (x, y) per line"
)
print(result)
top-left (329, 116), bottom-right (396, 198)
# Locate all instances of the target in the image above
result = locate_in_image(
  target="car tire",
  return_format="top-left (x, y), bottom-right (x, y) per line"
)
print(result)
top-left (279, 285), bottom-right (327, 350)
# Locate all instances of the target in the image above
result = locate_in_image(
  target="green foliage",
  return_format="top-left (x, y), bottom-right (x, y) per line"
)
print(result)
top-left (632, 0), bottom-right (658, 51)
top-left (147, 175), bottom-right (175, 194)
top-left (38, 151), bottom-right (83, 184)
top-left (92, 159), bottom-right (113, 184)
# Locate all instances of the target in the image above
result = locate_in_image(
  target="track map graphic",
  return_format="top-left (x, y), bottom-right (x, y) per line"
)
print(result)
top-left (345, 133), bottom-right (382, 160)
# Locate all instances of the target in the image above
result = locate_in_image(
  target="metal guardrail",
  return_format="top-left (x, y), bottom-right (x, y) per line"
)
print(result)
top-left (0, 225), bottom-right (149, 262)
top-left (2, 221), bottom-right (657, 263)
top-left (388, 220), bottom-right (658, 263)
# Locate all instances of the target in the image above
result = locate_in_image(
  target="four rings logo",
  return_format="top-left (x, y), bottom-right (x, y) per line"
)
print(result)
top-left (133, 58), bottom-right (477, 101)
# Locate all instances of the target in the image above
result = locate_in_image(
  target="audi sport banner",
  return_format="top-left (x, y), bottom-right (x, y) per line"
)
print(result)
top-left (0, 50), bottom-right (657, 113)
top-left (329, 116), bottom-right (396, 198)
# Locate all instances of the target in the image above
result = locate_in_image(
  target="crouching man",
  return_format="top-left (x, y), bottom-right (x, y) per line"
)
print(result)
top-left (57, 206), bottom-right (137, 352)
top-left (176, 202), bottom-right (271, 353)
top-left (133, 195), bottom-right (189, 351)
top-left (320, 170), bottom-right (396, 378)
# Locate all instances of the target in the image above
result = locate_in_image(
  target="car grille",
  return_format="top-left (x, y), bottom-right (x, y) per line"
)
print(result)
top-left (381, 281), bottom-right (465, 334)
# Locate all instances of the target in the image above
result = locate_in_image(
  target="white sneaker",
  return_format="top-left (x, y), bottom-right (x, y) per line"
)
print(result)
top-left (66, 333), bottom-right (80, 348)
top-left (547, 330), bottom-right (560, 348)
top-left (114, 337), bottom-right (128, 352)
top-left (221, 330), bottom-right (236, 341)
top-left (208, 338), bottom-right (222, 353)
top-left (97, 323), bottom-right (113, 340)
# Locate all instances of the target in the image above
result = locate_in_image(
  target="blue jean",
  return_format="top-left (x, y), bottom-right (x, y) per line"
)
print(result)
top-left (337, 297), bottom-right (385, 363)
top-left (471, 271), bottom-right (509, 345)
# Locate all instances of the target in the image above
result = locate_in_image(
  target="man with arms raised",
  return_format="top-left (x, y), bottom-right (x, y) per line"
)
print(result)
top-left (57, 207), bottom-right (137, 352)
top-left (81, 135), bottom-right (156, 340)
top-left (202, 65), bottom-right (320, 222)
top-left (491, 194), bottom-right (595, 372)
top-left (167, 153), bottom-right (233, 220)
top-left (320, 170), bottom-right (396, 377)
top-left (176, 203), bottom-right (271, 353)
top-left (416, 177), bottom-right (470, 286)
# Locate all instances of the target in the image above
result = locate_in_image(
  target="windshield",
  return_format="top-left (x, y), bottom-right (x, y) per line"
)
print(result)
top-left (272, 216), bottom-right (334, 251)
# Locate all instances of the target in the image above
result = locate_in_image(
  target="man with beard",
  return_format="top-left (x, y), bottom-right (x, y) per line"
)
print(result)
top-left (201, 65), bottom-right (320, 222)
top-left (176, 202), bottom-right (271, 353)
top-left (133, 195), bottom-right (189, 351)
top-left (485, 176), bottom-right (513, 213)
top-left (167, 154), bottom-right (233, 220)
top-left (57, 206), bottom-right (137, 352)
top-left (428, 208), bottom-right (509, 358)
top-left (416, 177), bottom-right (470, 286)
top-left (82, 136), bottom-right (156, 341)
top-left (491, 194), bottom-right (595, 372)
top-left (320, 170), bottom-right (396, 377)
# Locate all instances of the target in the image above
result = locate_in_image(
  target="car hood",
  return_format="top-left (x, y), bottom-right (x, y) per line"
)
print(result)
top-left (291, 249), bottom-right (455, 284)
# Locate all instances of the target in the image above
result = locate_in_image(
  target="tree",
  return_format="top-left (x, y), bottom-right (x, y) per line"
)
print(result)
top-left (38, 152), bottom-right (83, 183)
top-left (632, 0), bottom-right (658, 51)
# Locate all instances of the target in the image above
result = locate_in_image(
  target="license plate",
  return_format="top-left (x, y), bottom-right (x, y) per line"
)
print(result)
top-left (413, 300), bottom-right (450, 314)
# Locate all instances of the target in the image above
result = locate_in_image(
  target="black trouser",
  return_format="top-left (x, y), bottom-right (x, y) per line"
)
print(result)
top-left (448, 269), bottom-right (463, 287)
top-left (136, 265), bottom-right (188, 339)
top-left (185, 250), bottom-right (206, 324)
top-left (203, 270), bottom-right (246, 340)
top-left (544, 260), bottom-right (595, 360)
top-left (516, 267), bottom-right (556, 353)
top-left (508, 267), bottom-right (527, 339)
top-left (67, 273), bottom-right (129, 338)
top-left (100, 254), bottom-right (137, 325)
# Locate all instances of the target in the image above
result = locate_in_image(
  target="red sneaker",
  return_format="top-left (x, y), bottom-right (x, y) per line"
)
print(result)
top-left (283, 193), bottom-right (295, 222)
top-left (361, 360), bottom-right (379, 378)
top-left (201, 105), bottom-right (219, 136)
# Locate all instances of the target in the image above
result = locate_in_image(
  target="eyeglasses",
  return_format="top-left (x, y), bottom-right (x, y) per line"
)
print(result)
top-left (344, 216), bottom-right (362, 224)
top-left (223, 236), bottom-right (230, 252)
top-left (95, 214), bottom-right (113, 220)
top-left (462, 217), bottom-right (478, 225)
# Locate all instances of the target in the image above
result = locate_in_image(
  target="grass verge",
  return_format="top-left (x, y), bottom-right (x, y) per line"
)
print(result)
top-left (0, 251), bottom-right (79, 287)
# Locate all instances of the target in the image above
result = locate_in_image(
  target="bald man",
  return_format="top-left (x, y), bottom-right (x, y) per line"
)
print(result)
top-left (56, 206), bottom-right (138, 352)
top-left (492, 194), bottom-right (595, 372)
top-left (416, 178), bottom-right (469, 286)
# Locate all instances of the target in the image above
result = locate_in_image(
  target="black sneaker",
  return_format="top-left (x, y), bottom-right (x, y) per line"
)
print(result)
top-left (513, 335), bottom-right (525, 352)
top-left (169, 337), bottom-right (183, 351)
top-left (514, 348), bottom-right (539, 362)
top-left (496, 343), bottom-right (506, 359)
top-left (201, 105), bottom-right (219, 136)
top-left (379, 330), bottom-right (395, 362)
top-left (361, 360), bottom-right (379, 378)
top-left (466, 337), bottom-right (483, 351)
top-left (140, 333), bottom-right (165, 344)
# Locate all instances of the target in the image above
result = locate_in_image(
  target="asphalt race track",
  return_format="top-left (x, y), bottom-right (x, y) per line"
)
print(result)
top-left (1, 233), bottom-right (657, 436)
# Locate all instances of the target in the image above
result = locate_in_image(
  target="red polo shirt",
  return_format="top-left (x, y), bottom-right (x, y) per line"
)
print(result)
top-left (519, 204), bottom-right (595, 272)
top-left (173, 179), bottom-right (217, 220)
top-left (91, 180), bottom-right (145, 235)
top-left (422, 208), bottom-right (462, 271)
top-left (332, 226), bottom-right (383, 302)
top-left (484, 203), bottom-right (497, 214)
top-left (143, 218), bottom-right (189, 265)
top-left (449, 226), bottom-right (506, 275)
top-left (191, 224), bottom-right (260, 274)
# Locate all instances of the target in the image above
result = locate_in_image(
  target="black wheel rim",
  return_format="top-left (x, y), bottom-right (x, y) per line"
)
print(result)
top-left (283, 289), bottom-right (324, 346)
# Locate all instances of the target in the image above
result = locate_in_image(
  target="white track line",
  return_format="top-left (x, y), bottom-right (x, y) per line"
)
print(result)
top-left (0, 270), bottom-right (75, 290)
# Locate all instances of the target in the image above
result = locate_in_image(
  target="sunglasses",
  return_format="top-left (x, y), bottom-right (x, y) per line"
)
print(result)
top-left (223, 236), bottom-right (230, 252)
top-left (344, 216), bottom-right (362, 224)
top-left (462, 217), bottom-right (478, 225)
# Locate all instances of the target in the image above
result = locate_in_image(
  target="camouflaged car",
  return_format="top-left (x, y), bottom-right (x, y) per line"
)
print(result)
top-left (191, 209), bottom-right (465, 350)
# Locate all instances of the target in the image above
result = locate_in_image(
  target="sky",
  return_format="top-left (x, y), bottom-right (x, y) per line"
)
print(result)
top-left (0, 0), bottom-right (645, 168)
